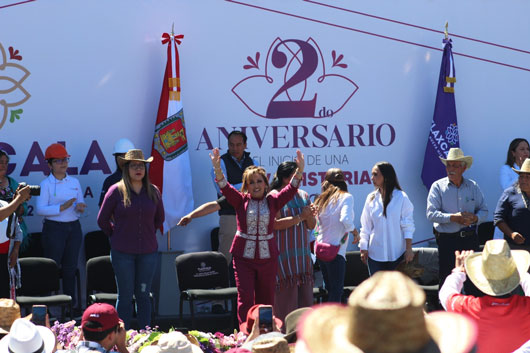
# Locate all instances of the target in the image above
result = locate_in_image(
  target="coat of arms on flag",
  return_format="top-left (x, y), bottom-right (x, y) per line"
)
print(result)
top-left (153, 109), bottom-right (188, 161)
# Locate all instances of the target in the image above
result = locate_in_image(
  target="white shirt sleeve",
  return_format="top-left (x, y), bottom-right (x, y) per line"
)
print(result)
top-left (36, 178), bottom-right (61, 216)
top-left (439, 271), bottom-right (466, 311)
top-left (400, 192), bottom-right (415, 239)
top-left (520, 272), bottom-right (530, 296)
top-left (339, 193), bottom-right (355, 232)
top-left (359, 195), bottom-right (373, 251)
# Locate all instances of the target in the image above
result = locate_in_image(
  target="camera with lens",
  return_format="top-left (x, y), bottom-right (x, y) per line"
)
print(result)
top-left (18, 182), bottom-right (41, 196)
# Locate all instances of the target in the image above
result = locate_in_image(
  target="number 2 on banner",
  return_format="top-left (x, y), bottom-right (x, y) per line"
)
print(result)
top-left (266, 39), bottom-right (318, 119)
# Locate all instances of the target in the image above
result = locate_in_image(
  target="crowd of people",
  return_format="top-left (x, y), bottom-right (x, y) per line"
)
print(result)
top-left (1, 133), bottom-right (530, 352)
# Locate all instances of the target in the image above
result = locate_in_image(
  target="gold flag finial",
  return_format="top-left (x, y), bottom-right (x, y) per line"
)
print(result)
top-left (444, 22), bottom-right (449, 39)
top-left (171, 22), bottom-right (175, 36)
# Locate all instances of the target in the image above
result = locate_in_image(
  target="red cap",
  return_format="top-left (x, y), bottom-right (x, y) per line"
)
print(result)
top-left (44, 143), bottom-right (70, 160)
top-left (239, 304), bottom-right (283, 335)
top-left (81, 303), bottom-right (120, 332)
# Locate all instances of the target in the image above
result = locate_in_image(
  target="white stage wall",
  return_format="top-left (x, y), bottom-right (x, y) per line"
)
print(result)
top-left (1, 0), bottom-right (529, 253)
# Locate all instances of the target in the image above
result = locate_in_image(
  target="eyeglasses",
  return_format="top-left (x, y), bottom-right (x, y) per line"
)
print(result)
top-left (52, 158), bottom-right (69, 164)
top-left (129, 163), bottom-right (145, 170)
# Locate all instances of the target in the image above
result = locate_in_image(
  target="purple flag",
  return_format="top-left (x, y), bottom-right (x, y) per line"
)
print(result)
top-left (421, 39), bottom-right (459, 189)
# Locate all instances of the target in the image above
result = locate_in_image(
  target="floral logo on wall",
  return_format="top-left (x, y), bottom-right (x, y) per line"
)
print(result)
top-left (0, 42), bottom-right (31, 130)
top-left (232, 37), bottom-right (358, 119)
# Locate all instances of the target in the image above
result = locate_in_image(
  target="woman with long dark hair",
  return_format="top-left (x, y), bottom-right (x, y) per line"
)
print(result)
top-left (500, 138), bottom-right (530, 190)
top-left (98, 149), bottom-right (164, 329)
top-left (269, 161), bottom-right (315, 322)
top-left (313, 168), bottom-right (355, 303)
top-left (359, 162), bottom-right (414, 275)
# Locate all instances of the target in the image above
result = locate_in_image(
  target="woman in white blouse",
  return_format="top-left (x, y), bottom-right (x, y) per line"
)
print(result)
top-left (313, 168), bottom-right (355, 302)
top-left (359, 162), bottom-right (414, 275)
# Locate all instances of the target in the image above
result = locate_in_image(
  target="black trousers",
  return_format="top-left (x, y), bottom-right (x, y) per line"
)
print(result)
top-left (436, 233), bottom-right (482, 297)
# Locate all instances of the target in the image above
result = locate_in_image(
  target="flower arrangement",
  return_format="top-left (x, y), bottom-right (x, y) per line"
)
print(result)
top-left (52, 321), bottom-right (247, 353)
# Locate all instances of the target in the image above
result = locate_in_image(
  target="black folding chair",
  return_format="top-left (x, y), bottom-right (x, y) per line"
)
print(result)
top-left (16, 257), bottom-right (73, 320)
top-left (175, 251), bottom-right (237, 329)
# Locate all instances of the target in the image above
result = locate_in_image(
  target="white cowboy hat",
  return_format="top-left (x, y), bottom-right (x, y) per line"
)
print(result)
top-left (513, 158), bottom-right (530, 174)
top-left (465, 239), bottom-right (530, 296)
top-left (295, 271), bottom-right (477, 353)
top-left (156, 331), bottom-right (203, 353)
top-left (439, 148), bottom-right (473, 169)
top-left (0, 319), bottom-right (55, 353)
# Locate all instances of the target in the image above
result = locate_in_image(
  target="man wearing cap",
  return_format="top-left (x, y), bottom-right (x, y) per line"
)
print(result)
top-left (210, 131), bottom-right (255, 266)
top-left (427, 147), bottom-right (488, 294)
top-left (439, 239), bottom-right (530, 353)
top-left (77, 303), bottom-right (128, 353)
top-left (99, 138), bottom-right (135, 207)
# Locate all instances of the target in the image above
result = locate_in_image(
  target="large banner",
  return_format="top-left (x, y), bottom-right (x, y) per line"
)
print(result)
top-left (1, 0), bottom-right (529, 251)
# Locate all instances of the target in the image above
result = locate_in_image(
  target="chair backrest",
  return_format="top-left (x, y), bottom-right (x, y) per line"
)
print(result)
top-left (86, 255), bottom-right (117, 294)
top-left (344, 251), bottom-right (370, 287)
top-left (84, 230), bottom-right (111, 261)
top-left (210, 227), bottom-right (220, 252)
top-left (412, 247), bottom-right (439, 285)
top-left (478, 221), bottom-right (494, 245)
top-left (175, 251), bottom-right (229, 291)
top-left (18, 257), bottom-right (60, 295)
top-left (19, 232), bottom-right (44, 258)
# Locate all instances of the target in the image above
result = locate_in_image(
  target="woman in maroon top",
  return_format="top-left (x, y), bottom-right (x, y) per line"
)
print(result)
top-left (97, 149), bottom-right (164, 329)
top-left (211, 148), bottom-right (304, 327)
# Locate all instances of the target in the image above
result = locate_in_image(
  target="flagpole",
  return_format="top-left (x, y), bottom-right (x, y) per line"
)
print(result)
top-left (167, 228), bottom-right (171, 250)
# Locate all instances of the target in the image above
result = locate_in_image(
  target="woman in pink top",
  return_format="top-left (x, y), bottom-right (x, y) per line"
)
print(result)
top-left (210, 148), bottom-right (304, 327)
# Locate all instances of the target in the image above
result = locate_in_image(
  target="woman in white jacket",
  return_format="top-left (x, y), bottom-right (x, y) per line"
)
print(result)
top-left (313, 168), bottom-right (355, 302)
top-left (360, 162), bottom-right (415, 275)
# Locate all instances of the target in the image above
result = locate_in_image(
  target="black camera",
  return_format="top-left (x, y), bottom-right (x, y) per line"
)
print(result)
top-left (18, 182), bottom-right (41, 196)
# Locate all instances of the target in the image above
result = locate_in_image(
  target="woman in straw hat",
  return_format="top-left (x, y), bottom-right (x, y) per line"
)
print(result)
top-left (359, 162), bottom-right (415, 275)
top-left (98, 149), bottom-right (164, 329)
top-left (295, 271), bottom-right (478, 353)
top-left (313, 168), bottom-right (356, 303)
top-left (439, 239), bottom-right (530, 353)
top-left (211, 148), bottom-right (304, 327)
top-left (494, 158), bottom-right (530, 250)
top-left (499, 138), bottom-right (530, 190)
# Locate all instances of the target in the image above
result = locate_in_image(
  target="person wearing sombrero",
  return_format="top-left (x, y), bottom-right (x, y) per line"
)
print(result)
top-left (439, 239), bottom-right (530, 353)
top-left (427, 147), bottom-right (488, 296)
top-left (295, 271), bottom-right (478, 353)
top-left (97, 149), bottom-right (164, 329)
top-left (494, 158), bottom-right (530, 251)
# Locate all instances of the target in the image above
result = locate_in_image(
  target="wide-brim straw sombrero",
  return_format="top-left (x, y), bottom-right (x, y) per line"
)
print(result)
top-left (118, 149), bottom-right (153, 163)
top-left (0, 299), bottom-right (20, 335)
top-left (439, 148), bottom-right (473, 169)
top-left (512, 158), bottom-right (530, 174)
top-left (465, 239), bottom-right (530, 296)
top-left (295, 272), bottom-right (477, 353)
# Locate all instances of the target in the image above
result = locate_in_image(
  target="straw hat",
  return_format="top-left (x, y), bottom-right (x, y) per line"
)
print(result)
top-left (252, 337), bottom-right (289, 353)
top-left (439, 148), bottom-right (473, 169)
top-left (118, 149), bottom-right (154, 163)
top-left (283, 308), bottom-right (312, 343)
top-left (513, 158), bottom-right (530, 174)
top-left (0, 300), bottom-right (20, 335)
top-left (295, 272), bottom-right (477, 353)
top-left (465, 239), bottom-right (530, 296)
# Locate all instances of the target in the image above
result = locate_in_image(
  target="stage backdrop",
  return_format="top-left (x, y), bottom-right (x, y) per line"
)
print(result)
top-left (1, 0), bottom-right (529, 253)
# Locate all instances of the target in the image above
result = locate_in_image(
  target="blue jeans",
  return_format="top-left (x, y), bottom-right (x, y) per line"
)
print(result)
top-left (110, 249), bottom-right (158, 329)
top-left (42, 220), bottom-right (82, 302)
top-left (367, 253), bottom-right (404, 276)
top-left (318, 255), bottom-right (346, 303)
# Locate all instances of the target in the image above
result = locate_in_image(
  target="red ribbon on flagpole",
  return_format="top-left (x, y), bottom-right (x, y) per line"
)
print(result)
top-left (161, 33), bottom-right (184, 45)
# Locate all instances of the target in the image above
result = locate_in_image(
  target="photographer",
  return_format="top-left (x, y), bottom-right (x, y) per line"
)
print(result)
top-left (0, 184), bottom-right (31, 298)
